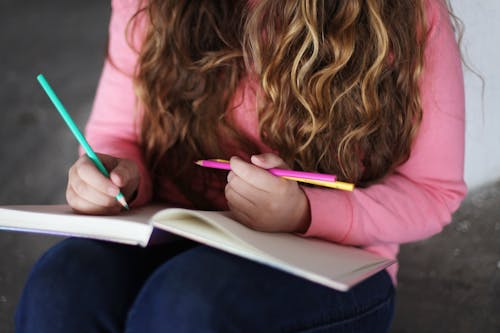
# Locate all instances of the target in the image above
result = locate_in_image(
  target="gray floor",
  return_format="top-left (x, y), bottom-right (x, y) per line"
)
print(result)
top-left (0, 1), bottom-right (498, 332)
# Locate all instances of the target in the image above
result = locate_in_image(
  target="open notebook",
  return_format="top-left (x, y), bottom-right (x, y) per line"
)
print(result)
top-left (0, 204), bottom-right (395, 291)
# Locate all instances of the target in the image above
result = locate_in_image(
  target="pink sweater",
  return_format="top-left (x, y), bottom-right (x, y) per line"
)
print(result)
top-left (85, 0), bottom-right (466, 285)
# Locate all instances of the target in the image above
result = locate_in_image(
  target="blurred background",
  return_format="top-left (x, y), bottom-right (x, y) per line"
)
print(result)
top-left (0, 1), bottom-right (498, 332)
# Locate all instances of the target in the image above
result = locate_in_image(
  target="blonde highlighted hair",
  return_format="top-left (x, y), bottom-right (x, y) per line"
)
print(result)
top-left (131, 0), bottom-right (429, 199)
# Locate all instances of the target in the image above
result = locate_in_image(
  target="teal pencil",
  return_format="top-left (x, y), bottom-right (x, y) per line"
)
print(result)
top-left (37, 74), bottom-right (129, 210)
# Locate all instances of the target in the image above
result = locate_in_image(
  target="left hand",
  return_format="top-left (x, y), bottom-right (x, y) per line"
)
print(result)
top-left (225, 153), bottom-right (311, 233)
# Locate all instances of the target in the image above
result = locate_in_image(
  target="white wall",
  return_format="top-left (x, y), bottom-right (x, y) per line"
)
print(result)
top-left (453, 0), bottom-right (500, 190)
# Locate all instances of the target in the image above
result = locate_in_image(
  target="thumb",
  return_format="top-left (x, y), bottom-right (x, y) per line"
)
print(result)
top-left (109, 158), bottom-right (139, 188)
top-left (250, 153), bottom-right (289, 170)
top-left (96, 153), bottom-right (119, 171)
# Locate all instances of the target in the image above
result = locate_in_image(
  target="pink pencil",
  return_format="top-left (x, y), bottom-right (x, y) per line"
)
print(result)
top-left (195, 159), bottom-right (336, 182)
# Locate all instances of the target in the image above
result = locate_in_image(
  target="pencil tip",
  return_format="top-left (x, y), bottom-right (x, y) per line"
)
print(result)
top-left (194, 160), bottom-right (202, 166)
top-left (116, 195), bottom-right (130, 210)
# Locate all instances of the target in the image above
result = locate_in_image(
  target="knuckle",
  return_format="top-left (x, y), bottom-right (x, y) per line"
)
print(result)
top-left (66, 189), bottom-right (74, 205)
top-left (68, 164), bottom-right (77, 178)
top-left (224, 184), bottom-right (233, 200)
top-left (73, 180), bottom-right (87, 196)
top-left (239, 167), bottom-right (252, 180)
top-left (66, 192), bottom-right (81, 210)
top-left (231, 159), bottom-right (250, 179)
top-left (76, 155), bottom-right (88, 167)
top-left (78, 162), bottom-right (93, 177)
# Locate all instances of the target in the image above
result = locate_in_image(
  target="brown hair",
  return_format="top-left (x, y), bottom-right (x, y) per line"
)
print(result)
top-left (131, 0), bottom-right (428, 199)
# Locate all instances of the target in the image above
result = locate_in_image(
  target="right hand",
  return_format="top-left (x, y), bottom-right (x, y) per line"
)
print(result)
top-left (66, 153), bottom-right (140, 215)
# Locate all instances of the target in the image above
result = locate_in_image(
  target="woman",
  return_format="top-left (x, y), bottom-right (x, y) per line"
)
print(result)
top-left (16, 0), bottom-right (466, 332)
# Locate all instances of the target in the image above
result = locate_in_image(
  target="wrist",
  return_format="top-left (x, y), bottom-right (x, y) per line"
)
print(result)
top-left (293, 188), bottom-right (311, 233)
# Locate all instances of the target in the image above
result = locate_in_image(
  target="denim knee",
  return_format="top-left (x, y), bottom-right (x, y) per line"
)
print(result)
top-left (126, 245), bottom-right (309, 332)
top-left (125, 246), bottom-right (244, 332)
top-left (15, 238), bottom-right (142, 333)
top-left (125, 245), bottom-right (395, 333)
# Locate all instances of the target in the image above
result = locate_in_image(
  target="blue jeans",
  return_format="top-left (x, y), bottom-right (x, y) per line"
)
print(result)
top-left (16, 238), bottom-right (395, 332)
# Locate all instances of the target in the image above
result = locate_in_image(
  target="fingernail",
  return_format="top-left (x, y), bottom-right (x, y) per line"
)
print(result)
top-left (230, 156), bottom-right (241, 165)
top-left (251, 155), bottom-right (263, 163)
top-left (111, 174), bottom-right (122, 186)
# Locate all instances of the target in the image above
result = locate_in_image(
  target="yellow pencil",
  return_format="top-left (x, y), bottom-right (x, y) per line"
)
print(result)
top-left (204, 159), bottom-right (355, 191)
top-left (281, 176), bottom-right (355, 191)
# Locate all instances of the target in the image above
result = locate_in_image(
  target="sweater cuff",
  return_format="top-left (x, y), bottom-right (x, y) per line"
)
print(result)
top-left (300, 186), bottom-right (354, 243)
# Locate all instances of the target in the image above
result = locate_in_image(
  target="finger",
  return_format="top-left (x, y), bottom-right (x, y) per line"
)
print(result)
top-left (70, 176), bottom-right (121, 208)
top-left (66, 185), bottom-right (121, 215)
top-left (67, 185), bottom-right (101, 214)
top-left (227, 204), bottom-right (255, 229)
top-left (109, 159), bottom-right (138, 188)
top-left (225, 181), bottom-right (257, 212)
top-left (227, 172), bottom-right (268, 205)
top-left (225, 188), bottom-right (255, 228)
top-left (250, 153), bottom-right (289, 169)
top-left (75, 156), bottom-right (120, 197)
top-left (229, 156), bottom-right (286, 191)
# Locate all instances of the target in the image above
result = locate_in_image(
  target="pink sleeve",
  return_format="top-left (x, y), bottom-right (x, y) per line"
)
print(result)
top-left (83, 0), bottom-right (152, 206)
top-left (302, 0), bottom-right (467, 246)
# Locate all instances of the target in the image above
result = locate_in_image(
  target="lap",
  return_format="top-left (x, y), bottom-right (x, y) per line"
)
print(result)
top-left (126, 245), bottom-right (395, 333)
top-left (15, 237), bottom-right (195, 333)
top-left (16, 238), bottom-right (395, 333)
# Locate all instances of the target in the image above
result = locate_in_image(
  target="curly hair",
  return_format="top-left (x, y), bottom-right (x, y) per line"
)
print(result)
top-left (130, 0), bottom-right (428, 200)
